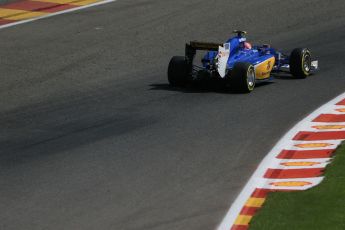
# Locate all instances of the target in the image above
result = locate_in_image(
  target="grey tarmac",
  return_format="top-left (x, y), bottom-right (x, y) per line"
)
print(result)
top-left (0, 0), bottom-right (345, 229)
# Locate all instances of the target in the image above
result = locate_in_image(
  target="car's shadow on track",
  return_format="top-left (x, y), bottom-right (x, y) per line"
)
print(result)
top-left (149, 81), bottom-right (274, 94)
top-left (272, 73), bottom-right (304, 80)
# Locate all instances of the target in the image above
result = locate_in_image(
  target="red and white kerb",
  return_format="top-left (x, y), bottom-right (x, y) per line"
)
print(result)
top-left (218, 93), bottom-right (345, 230)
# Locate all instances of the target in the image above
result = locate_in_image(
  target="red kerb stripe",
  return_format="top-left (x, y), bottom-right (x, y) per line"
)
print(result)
top-left (313, 114), bottom-right (345, 122)
top-left (3, 1), bottom-right (61, 10)
top-left (231, 225), bottom-right (249, 230)
top-left (264, 168), bottom-right (324, 179)
top-left (0, 19), bottom-right (15, 25)
top-left (277, 149), bottom-right (334, 159)
top-left (251, 188), bottom-right (270, 198)
top-left (40, 4), bottom-right (76, 13)
top-left (336, 99), bottom-right (345, 105)
top-left (240, 206), bottom-right (259, 216)
top-left (1, 1), bottom-right (76, 13)
top-left (293, 131), bottom-right (345, 141)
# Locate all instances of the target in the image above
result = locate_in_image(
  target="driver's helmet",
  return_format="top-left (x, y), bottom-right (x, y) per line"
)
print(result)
top-left (244, 42), bottom-right (252, 49)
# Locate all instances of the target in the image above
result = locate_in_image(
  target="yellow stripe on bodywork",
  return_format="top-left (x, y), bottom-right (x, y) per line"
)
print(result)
top-left (0, 8), bottom-right (47, 20)
top-left (32, 0), bottom-right (101, 5)
top-left (255, 56), bottom-right (275, 80)
top-left (234, 215), bottom-right (252, 225)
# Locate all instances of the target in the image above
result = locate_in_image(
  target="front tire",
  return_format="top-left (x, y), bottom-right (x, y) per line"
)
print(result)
top-left (290, 48), bottom-right (311, 78)
top-left (168, 56), bottom-right (190, 87)
top-left (228, 62), bottom-right (256, 93)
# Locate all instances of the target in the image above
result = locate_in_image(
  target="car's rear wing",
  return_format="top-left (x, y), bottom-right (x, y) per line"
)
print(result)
top-left (185, 41), bottom-right (222, 62)
top-left (187, 41), bottom-right (222, 51)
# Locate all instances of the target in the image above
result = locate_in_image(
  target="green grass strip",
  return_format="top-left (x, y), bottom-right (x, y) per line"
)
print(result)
top-left (250, 143), bottom-right (345, 230)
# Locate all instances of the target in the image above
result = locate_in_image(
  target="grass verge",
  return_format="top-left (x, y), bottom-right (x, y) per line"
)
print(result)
top-left (250, 143), bottom-right (345, 230)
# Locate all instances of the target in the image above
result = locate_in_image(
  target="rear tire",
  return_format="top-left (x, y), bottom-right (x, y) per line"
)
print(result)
top-left (168, 56), bottom-right (190, 87)
top-left (228, 62), bottom-right (255, 93)
top-left (290, 48), bottom-right (311, 78)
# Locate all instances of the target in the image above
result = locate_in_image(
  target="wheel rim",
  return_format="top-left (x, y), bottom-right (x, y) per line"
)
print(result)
top-left (247, 67), bottom-right (255, 90)
top-left (303, 52), bottom-right (311, 73)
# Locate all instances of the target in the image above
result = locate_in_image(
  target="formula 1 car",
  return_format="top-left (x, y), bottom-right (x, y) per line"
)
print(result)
top-left (168, 30), bottom-right (318, 93)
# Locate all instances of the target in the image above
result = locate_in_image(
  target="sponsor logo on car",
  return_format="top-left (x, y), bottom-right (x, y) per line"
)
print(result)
top-left (267, 61), bottom-right (272, 70)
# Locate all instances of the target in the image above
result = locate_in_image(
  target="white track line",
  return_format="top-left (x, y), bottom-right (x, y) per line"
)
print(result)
top-left (217, 92), bottom-right (345, 230)
top-left (0, 0), bottom-right (117, 30)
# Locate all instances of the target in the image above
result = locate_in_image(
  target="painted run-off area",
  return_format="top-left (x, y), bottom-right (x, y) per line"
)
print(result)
top-left (218, 95), bottom-right (345, 230)
top-left (250, 143), bottom-right (345, 229)
top-left (0, 0), bottom-right (106, 26)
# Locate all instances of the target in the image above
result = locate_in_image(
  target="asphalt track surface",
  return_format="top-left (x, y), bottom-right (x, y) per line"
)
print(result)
top-left (1, 0), bottom-right (345, 229)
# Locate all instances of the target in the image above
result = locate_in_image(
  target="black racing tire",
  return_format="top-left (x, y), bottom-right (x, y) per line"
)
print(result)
top-left (289, 48), bottom-right (312, 78)
top-left (228, 62), bottom-right (256, 93)
top-left (168, 56), bottom-right (190, 87)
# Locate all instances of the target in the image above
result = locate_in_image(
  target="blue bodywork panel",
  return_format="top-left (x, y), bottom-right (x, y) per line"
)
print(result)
top-left (201, 35), bottom-right (289, 72)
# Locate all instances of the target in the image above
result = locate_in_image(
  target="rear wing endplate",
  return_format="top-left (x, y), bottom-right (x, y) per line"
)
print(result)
top-left (187, 41), bottom-right (222, 51)
top-left (185, 41), bottom-right (222, 62)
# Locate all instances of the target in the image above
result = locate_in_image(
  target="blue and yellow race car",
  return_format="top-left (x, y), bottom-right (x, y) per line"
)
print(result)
top-left (168, 30), bottom-right (318, 93)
